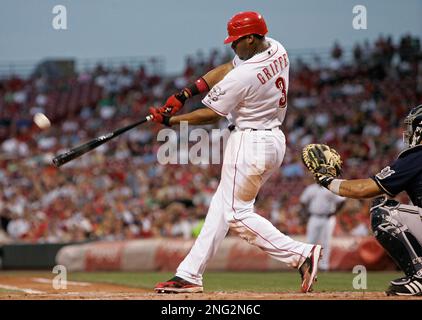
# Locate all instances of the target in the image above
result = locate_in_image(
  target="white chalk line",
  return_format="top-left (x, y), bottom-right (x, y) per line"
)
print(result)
top-left (31, 277), bottom-right (92, 286)
top-left (0, 284), bottom-right (45, 294)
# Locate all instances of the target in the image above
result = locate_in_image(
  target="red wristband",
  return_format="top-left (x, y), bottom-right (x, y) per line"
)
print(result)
top-left (185, 77), bottom-right (209, 98)
top-left (194, 77), bottom-right (209, 93)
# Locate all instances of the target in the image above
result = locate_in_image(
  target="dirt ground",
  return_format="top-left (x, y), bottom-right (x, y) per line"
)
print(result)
top-left (0, 274), bottom-right (420, 300)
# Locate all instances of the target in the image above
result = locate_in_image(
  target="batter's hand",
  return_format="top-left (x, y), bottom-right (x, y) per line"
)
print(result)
top-left (158, 93), bottom-right (186, 115)
top-left (149, 107), bottom-right (172, 126)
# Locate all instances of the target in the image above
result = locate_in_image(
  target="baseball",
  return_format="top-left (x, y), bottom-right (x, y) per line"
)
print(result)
top-left (33, 113), bottom-right (51, 129)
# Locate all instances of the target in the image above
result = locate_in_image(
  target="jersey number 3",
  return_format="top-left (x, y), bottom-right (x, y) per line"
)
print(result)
top-left (275, 77), bottom-right (287, 108)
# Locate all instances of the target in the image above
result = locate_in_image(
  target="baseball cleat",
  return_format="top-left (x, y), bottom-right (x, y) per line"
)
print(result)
top-left (385, 276), bottom-right (422, 296)
top-left (299, 245), bottom-right (322, 293)
top-left (154, 276), bottom-right (203, 294)
top-left (390, 275), bottom-right (412, 286)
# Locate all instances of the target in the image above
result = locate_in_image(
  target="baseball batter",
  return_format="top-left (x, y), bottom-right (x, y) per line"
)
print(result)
top-left (314, 105), bottom-right (422, 296)
top-left (300, 183), bottom-right (345, 271)
top-left (149, 11), bottom-right (322, 294)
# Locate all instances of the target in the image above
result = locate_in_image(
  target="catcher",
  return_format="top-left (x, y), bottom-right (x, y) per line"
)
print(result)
top-left (302, 105), bottom-right (422, 296)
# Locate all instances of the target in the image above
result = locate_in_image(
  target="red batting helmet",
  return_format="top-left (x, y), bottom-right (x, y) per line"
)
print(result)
top-left (224, 11), bottom-right (268, 44)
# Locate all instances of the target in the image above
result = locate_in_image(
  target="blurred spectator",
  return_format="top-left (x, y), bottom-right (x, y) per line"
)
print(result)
top-left (0, 34), bottom-right (420, 243)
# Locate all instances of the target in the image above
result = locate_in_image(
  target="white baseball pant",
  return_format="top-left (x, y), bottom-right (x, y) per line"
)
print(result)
top-left (306, 215), bottom-right (336, 271)
top-left (176, 128), bottom-right (314, 285)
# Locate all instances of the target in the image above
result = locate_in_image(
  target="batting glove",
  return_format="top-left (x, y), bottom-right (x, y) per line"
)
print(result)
top-left (314, 173), bottom-right (334, 188)
top-left (158, 93), bottom-right (186, 115)
top-left (149, 107), bottom-right (172, 127)
top-left (314, 167), bottom-right (335, 188)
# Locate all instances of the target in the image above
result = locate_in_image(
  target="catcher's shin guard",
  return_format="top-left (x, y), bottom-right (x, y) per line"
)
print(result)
top-left (370, 197), bottom-right (422, 277)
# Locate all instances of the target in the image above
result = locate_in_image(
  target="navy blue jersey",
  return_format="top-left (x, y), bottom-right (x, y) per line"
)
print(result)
top-left (371, 145), bottom-right (422, 208)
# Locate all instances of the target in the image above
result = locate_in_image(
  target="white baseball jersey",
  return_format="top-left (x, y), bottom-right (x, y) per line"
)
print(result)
top-left (300, 183), bottom-right (345, 216)
top-left (202, 37), bottom-right (289, 130)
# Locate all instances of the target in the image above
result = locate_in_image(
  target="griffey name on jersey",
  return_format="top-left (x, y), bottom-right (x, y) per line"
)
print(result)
top-left (257, 53), bottom-right (289, 85)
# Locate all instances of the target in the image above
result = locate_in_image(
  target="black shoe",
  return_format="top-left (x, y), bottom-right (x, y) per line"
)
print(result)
top-left (386, 276), bottom-right (422, 296)
top-left (299, 245), bottom-right (322, 293)
top-left (390, 275), bottom-right (411, 286)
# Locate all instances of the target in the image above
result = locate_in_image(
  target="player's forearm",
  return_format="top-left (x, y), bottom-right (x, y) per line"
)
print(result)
top-left (202, 62), bottom-right (234, 88)
top-left (334, 178), bottom-right (383, 198)
top-left (169, 62), bottom-right (233, 111)
top-left (169, 108), bottom-right (222, 125)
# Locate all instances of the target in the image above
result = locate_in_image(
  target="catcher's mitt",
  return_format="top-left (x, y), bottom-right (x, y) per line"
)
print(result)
top-left (301, 144), bottom-right (342, 177)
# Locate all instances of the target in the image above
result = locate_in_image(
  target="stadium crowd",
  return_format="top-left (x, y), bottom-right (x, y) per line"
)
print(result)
top-left (0, 34), bottom-right (421, 244)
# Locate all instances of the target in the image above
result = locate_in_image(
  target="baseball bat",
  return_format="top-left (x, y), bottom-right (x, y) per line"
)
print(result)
top-left (52, 114), bottom-right (154, 167)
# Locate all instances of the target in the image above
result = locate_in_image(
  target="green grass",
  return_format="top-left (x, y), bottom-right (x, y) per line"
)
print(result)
top-left (0, 270), bottom-right (403, 292)
top-left (0, 288), bottom-right (21, 294)
top-left (64, 271), bottom-right (403, 292)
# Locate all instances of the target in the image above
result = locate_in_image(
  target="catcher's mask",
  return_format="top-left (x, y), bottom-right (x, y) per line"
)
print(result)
top-left (403, 104), bottom-right (422, 148)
